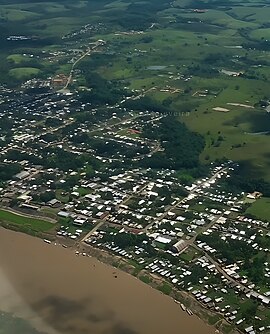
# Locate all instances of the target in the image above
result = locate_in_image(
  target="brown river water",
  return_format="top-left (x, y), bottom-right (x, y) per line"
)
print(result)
top-left (0, 228), bottom-right (216, 334)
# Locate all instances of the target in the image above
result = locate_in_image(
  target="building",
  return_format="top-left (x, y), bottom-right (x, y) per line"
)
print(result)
top-left (14, 171), bottom-right (30, 180)
top-left (173, 240), bottom-right (188, 253)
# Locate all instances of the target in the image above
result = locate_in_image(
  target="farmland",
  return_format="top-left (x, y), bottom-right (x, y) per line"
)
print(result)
top-left (1, 0), bottom-right (269, 180)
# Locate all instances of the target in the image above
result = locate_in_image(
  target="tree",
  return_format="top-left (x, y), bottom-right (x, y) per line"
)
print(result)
top-left (39, 191), bottom-right (55, 203)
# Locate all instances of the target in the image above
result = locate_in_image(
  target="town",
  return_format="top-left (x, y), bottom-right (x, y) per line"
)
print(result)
top-left (0, 76), bottom-right (270, 334)
top-left (1, 0), bottom-right (270, 333)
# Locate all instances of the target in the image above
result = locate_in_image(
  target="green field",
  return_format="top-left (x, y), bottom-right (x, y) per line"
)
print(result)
top-left (0, 8), bottom-right (40, 21)
top-left (245, 197), bottom-right (270, 221)
top-left (9, 67), bottom-right (41, 79)
top-left (0, 209), bottom-right (54, 232)
top-left (7, 54), bottom-right (33, 64)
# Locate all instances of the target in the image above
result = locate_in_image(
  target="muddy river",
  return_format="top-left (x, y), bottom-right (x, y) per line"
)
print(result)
top-left (0, 228), bottom-right (216, 334)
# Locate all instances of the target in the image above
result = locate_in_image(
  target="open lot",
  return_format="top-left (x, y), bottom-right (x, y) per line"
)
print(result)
top-left (9, 67), bottom-right (41, 79)
top-left (0, 209), bottom-right (54, 232)
top-left (246, 197), bottom-right (270, 221)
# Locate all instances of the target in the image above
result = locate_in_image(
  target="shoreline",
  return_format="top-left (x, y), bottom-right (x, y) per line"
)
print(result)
top-left (0, 225), bottom-right (219, 334)
top-left (77, 241), bottom-right (239, 334)
top-left (0, 222), bottom-right (239, 334)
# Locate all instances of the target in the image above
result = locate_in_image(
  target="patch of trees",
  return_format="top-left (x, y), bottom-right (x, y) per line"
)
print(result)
top-left (23, 87), bottom-right (51, 95)
top-left (4, 147), bottom-right (103, 174)
top-left (0, 163), bottom-right (21, 183)
top-left (101, 231), bottom-right (149, 249)
top-left (244, 40), bottom-right (270, 52)
top-left (225, 111), bottom-right (270, 133)
top-left (32, 191), bottom-right (55, 203)
top-left (112, 0), bottom-right (170, 30)
top-left (255, 100), bottom-right (269, 108)
top-left (40, 133), bottom-right (59, 143)
top-left (141, 116), bottom-right (205, 169)
top-left (140, 36), bottom-right (153, 43)
top-left (203, 52), bottom-right (230, 66)
top-left (123, 96), bottom-right (171, 114)
top-left (115, 14), bottom-right (154, 30)
top-left (78, 70), bottom-right (126, 106)
top-left (42, 147), bottom-right (85, 171)
top-left (243, 254), bottom-right (267, 285)
top-left (227, 174), bottom-right (270, 197)
top-left (59, 175), bottom-right (80, 191)
top-left (69, 133), bottom-right (90, 145)
top-left (45, 117), bottom-right (63, 128)
top-left (89, 137), bottom-right (149, 158)
top-left (221, 163), bottom-right (270, 196)
top-left (198, 232), bottom-right (256, 263)
top-left (0, 117), bottom-right (13, 137)
top-left (78, 54), bottom-right (114, 72)
top-left (241, 301), bottom-right (258, 321)
top-left (187, 264), bottom-right (207, 285)
top-left (5, 149), bottom-right (42, 166)
top-left (186, 64), bottom-right (219, 77)
top-left (175, 165), bottom-right (209, 185)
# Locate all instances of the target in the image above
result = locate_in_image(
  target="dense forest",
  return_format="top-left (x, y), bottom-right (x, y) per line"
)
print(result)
top-left (141, 116), bottom-right (205, 169)
top-left (78, 67), bottom-right (126, 106)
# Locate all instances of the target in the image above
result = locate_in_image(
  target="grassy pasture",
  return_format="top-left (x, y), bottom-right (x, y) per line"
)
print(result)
top-left (245, 197), bottom-right (270, 221)
top-left (0, 209), bottom-right (54, 232)
top-left (9, 67), bottom-right (41, 79)
top-left (0, 8), bottom-right (40, 21)
top-left (250, 28), bottom-right (270, 41)
top-left (7, 54), bottom-right (32, 64)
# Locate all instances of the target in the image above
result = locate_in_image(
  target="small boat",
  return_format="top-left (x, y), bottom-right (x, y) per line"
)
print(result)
top-left (186, 308), bottom-right (193, 316)
top-left (43, 239), bottom-right (51, 244)
top-left (180, 303), bottom-right (186, 311)
top-left (174, 299), bottom-right (180, 305)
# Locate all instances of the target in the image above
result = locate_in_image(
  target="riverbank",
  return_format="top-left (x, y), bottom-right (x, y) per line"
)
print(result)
top-left (0, 227), bottom-right (217, 334)
top-left (78, 241), bottom-right (239, 334)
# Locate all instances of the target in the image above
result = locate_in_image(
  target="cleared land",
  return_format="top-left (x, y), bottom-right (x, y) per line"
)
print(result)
top-left (0, 209), bottom-right (54, 232)
top-left (245, 197), bottom-right (270, 221)
top-left (9, 67), bottom-right (41, 79)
